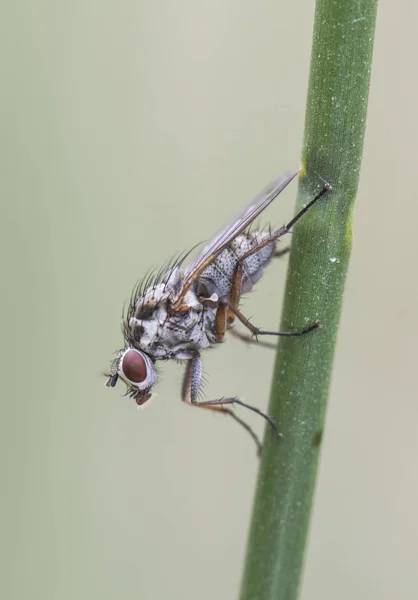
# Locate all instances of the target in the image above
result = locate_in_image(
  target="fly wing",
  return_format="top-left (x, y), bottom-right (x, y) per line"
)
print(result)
top-left (172, 170), bottom-right (299, 309)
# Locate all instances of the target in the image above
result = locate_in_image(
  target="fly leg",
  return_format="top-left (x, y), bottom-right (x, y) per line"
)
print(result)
top-left (227, 302), bottom-right (321, 338)
top-left (274, 247), bottom-right (290, 258)
top-left (225, 231), bottom-right (285, 331)
top-left (227, 245), bottom-right (289, 336)
top-left (225, 183), bottom-right (331, 339)
top-left (214, 302), bottom-right (228, 342)
top-left (188, 404), bottom-right (263, 456)
top-left (228, 328), bottom-right (278, 349)
top-left (224, 255), bottom-right (320, 339)
top-left (233, 181), bottom-right (332, 281)
top-left (181, 354), bottom-right (279, 454)
top-left (197, 298), bottom-right (229, 342)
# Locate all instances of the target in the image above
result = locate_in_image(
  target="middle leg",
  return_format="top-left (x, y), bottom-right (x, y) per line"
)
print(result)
top-left (228, 327), bottom-right (278, 349)
top-left (226, 301), bottom-right (321, 339)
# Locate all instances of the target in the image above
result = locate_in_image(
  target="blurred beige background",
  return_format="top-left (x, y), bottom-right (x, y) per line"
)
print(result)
top-left (1, 2), bottom-right (417, 599)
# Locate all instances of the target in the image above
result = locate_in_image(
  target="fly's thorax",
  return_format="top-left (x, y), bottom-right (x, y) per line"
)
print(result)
top-left (198, 231), bottom-right (277, 298)
top-left (132, 283), bottom-right (172, 320)
top-left (129, 268), bottom-right (200, 322)
top-left (127, 283), bottom-right (216, 359)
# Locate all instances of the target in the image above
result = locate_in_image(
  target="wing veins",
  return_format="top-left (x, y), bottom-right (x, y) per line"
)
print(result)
top-left (172, 170), bottom-right (299, 309)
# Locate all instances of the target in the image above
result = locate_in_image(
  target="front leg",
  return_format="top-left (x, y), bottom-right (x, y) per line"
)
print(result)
top-left (181, 354), bottom-right (279, 454)
top-left (181, 353), bottom-right (204, 404)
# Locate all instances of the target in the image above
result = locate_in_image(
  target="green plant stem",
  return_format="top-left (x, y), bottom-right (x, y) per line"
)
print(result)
top-left (239, 2), bottom-right (378, 599)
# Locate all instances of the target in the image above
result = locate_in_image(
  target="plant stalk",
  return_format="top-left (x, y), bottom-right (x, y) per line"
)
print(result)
top-left (239, 1), bottom-right (378, 599)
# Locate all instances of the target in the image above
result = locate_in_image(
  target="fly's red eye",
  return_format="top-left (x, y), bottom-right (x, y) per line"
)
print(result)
top-left (121, 350), bottom-right (147, 383)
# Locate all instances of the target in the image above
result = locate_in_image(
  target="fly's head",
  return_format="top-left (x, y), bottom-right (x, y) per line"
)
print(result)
top-left (105, 264), bottom-right (184, 401)
top-left (105, 347), bottom-right (157, 405)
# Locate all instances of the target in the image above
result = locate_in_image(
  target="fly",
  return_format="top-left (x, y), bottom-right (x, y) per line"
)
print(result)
top-left (105, 171), bottom-right (331, 452)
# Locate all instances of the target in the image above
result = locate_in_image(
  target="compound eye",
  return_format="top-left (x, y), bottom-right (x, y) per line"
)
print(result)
top-left (121, 349), bottom-right (147, 383)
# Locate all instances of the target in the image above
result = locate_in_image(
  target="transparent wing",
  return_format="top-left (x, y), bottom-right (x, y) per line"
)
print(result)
top-left (172, 170), bottom-right (299, 309)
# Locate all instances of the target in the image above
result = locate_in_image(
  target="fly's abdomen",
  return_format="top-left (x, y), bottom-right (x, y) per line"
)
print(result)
top-left (198, 232), bottom-right (276, 299)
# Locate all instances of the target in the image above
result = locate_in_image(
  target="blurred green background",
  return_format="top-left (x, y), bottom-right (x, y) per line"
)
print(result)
top-left (2, 2), bottom-right (417, 599)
